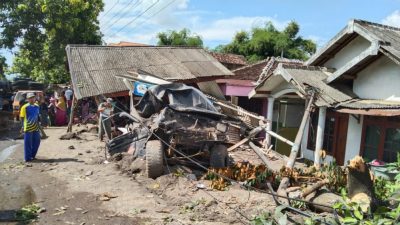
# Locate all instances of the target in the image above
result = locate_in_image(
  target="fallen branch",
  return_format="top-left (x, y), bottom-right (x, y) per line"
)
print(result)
top-left (228, 126), bottom-right (264, 152)
top-left (302, 179), bottom-right (329, 198)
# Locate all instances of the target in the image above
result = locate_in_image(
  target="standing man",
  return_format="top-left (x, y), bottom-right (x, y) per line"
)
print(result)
top-left (98, 98), bottom-right (113, 141)
top-left (19, 93), bottom-right (41, 162)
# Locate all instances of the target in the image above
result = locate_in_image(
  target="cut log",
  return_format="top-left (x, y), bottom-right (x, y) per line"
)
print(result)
top-left (305, 190), bottom-right (342, 213)
top-left (347, 156), bottom-right (375, 212)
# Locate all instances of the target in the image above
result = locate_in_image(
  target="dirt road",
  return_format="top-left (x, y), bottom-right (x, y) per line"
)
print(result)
top-left (0, 126), bottom-right (277, 225)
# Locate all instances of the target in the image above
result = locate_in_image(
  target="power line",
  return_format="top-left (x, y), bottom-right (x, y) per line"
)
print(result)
top-left (102, 0), bottom-right (143, 34)
top-left (127, 0), bottom-right (177, 33)
top-left (101, 0), bottom-right (138, 30)
top-left (105, 0), bottom-right (161, 40)
top-left (99, 0), bottom-right (120, 20)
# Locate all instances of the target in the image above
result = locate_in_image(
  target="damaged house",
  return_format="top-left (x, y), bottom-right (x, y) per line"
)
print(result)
top-left (65, 45), bottom-right (233, 102)
top-left (251, 19), bottom-right (400, 166)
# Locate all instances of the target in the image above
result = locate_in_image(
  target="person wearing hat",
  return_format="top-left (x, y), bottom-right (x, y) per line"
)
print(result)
top-left (19, 93), bottom-right (41, 162)
top-left (98, 98), bottom-right (114, 141)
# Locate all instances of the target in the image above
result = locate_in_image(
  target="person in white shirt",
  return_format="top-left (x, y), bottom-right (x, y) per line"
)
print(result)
top-left (98, 98), bottom-right (113, 141)
top-left (64, 86), bottom-right (74, 119)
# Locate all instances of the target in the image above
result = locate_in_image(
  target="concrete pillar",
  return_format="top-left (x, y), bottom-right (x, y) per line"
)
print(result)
top-left (314, 107), bottom-right (327, 167)
top-left (265, 97), bottom-right (275, 147)
top-left (300, 99), bottom-right (310, 158)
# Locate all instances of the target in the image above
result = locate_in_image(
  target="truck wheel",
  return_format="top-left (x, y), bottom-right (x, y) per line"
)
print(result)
top-left (210, 144), bottom-right (229, 168)
top-left (146, 140), bottom-right (164, 179)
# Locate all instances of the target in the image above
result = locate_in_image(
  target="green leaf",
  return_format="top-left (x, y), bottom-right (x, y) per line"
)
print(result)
top-left (342, 217), bottom-right (358, 224)
top-left (354, 209), bottom-right (363, 220)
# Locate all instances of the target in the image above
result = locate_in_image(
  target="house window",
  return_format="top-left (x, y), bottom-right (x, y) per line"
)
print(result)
top-left (361, 116), bottom-right (400, 163)
top-left (383, 128), bottom-right (400, 162)
top-left (307, 110), bottom-right (335, 153)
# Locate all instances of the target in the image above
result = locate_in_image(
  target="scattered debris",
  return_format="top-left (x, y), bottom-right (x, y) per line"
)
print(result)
top-left (97, 192), bottom-right (118, 201)
top-left (85, 171), bottom-right (93, 176)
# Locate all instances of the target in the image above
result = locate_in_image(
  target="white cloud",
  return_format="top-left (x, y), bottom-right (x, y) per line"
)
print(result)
top-left (382, 10), bottom-right (400, 27)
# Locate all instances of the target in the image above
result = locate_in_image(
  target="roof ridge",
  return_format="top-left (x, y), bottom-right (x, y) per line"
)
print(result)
top-left (280, 64), bottom-right (328, 71)
top-left (354, 19), bottom-right (400, 32)
top-left (209, 51), bottom-right (246, 58)
top-left (232, 58), bottom-right (270, 72)
top-left (66, 44), bottom-right (203, 49)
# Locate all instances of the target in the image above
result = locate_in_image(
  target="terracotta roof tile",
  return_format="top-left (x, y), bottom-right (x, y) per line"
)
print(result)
top-left (208, 52), bottom-right (247, 66)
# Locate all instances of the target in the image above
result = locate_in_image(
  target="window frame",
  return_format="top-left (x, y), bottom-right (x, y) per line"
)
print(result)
top-left (360, 116), bottom-right (400, 162)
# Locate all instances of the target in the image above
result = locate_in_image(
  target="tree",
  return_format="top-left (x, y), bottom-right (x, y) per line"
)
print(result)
top-left (0, 56), bottom-right (6, 80)
top-left (215, 21), bottom-right (316, 62)
top-left (0, 0), bottom-right (104, 83)
top-left (157, 28), bottom-right (203, 47)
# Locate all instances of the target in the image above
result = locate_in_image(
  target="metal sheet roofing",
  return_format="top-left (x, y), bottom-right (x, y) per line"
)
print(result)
top-left (66, 45), bottom-right (233, 99)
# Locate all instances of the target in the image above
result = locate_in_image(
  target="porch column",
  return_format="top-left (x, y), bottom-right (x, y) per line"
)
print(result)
top-left (265, 97), bottom-right (275, 147)
top-left (314, 107), bottom-right (327, 167)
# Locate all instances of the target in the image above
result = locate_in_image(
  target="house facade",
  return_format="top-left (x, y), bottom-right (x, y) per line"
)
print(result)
top-left (251, 19), bottom-right (400, 165)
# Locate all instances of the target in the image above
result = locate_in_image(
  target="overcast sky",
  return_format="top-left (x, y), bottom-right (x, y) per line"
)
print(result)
top-left (2, 0), bottom-right (400, 66)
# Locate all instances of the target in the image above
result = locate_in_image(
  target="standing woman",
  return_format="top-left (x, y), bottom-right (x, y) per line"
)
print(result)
top-left (39, 98), bottom-right (49, 127)
top-left (55, 93), bottom-right (67, 126)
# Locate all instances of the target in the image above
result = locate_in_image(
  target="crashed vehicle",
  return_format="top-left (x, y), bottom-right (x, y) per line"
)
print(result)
top-left (107, 83), bottom-right (249, 178)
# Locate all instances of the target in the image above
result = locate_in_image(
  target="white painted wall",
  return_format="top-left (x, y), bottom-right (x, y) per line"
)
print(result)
top-left (344, 115), bottom-right (364, 164)
top-left (302, 148), bottom-right (335, 164)
top-left (324, 36), bottom-right (370, 70)
top-left (302, 116), bottom-right (364, 165)
top-left (354, 56), bottom-right (400, 100)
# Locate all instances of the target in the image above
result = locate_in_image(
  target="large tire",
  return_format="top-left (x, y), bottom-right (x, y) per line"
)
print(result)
top-left (146, 140), bottom-right (164, 179)
top-left (210, 144), bottom-right (229, 168)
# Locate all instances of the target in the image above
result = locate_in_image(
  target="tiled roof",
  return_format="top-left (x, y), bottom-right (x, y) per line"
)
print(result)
top-left (208, 52), bottom-right (247, 66)
top-left (340, 99), bottom-right (400, 109)
top-left (268, 64), bottom-right (400, 110)
top-left (231, 57), bottom-right (303, 81)
top-left (66, 45), bottom-right (233, 99)
top-left (354, 20), bottom-right (400, 63)
top-left (231, 59), bottom-right (270, 81)
top-left (307, 19), bottom-right (400, 66)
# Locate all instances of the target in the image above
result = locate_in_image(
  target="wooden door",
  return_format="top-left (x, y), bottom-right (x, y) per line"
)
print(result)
top-left (334, 113), bottom-right (349, 165)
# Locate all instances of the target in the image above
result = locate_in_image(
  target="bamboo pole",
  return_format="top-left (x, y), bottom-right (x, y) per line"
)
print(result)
top-left (67, 95), bottom-right (76, 133)
top-left (249, 141), bottom-right (275, 171)
top-left (265, 130), bottom-right (294, 146)
top-left (277, 91), bottom-right (316, 204)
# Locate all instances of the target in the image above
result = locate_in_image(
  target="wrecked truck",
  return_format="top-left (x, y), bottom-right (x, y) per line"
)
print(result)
top-left (107, 83), bottom-right (249, 178)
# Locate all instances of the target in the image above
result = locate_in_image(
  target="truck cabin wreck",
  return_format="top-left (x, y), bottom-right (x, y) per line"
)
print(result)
top-left (251, 19), bottom-right (400, 166)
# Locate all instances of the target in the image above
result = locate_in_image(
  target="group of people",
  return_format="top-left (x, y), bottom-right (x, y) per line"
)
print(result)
top-left (35, 86), bottom-right (74, 127)
top-left (20, 87), bottom-right (74, 162)
top-left (20, 88), bottom-right (116, 162)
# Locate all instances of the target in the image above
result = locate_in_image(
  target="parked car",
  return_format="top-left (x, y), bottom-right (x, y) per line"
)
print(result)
top-left (12, 90), bottom-right (44, 121)
top-left (107, 83), bottom-right (249, 179)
